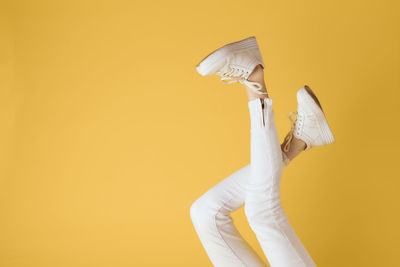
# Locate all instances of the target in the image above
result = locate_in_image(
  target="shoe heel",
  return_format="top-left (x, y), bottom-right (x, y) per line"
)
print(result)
top-left (319, 116), bottom-right (335, 144)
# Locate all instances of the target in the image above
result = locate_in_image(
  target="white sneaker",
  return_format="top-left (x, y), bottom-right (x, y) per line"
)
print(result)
top-left (195, 36), bottom-right (267, 95)
top-left (282, 85), bottom-right (335, 151)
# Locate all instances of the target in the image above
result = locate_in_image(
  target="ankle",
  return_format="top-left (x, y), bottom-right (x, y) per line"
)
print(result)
top-left (247, 64), bottom-right (264, 83)
top-left (282, 151), bottom-right (291, 167)
top-left (282, 137), bottom-right (306, 160)
top-left (245, 65), bottom-right (268, 99)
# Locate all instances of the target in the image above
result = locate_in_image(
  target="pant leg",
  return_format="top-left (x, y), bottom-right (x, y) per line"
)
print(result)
top-left (190, 154), bottom-right (290, 266)
top-left (244, 98), bottom-right (317, 267)
top-left (190, 164), bottom-right (267, 267)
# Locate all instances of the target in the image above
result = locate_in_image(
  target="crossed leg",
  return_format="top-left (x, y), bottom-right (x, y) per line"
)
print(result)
top-left (190, 101), bottom-right (316, 266)
top-left (244, 97), bottom-right (316, 267)
top-left (190, 65), bottom-right (316, 266)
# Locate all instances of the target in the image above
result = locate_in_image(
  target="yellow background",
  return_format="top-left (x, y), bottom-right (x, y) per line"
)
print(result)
top-left (1, 0), bottom-right (399, 266)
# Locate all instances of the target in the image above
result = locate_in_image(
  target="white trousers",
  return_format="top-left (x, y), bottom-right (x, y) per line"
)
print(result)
top-left (190, 98), bottom-right (317, 267)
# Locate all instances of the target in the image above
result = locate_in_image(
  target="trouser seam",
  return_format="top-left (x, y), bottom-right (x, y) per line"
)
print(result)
top-left (214, 196), bottom-right (251, 267)
top-left (249, 122), bottom-right (307, 266)
top-left (268, 172), bottom-right (307, 267)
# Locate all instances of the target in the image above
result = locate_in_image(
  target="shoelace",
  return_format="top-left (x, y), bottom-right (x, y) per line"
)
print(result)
top-left (282, 111), bottom-right (297, 152)
top-left (219, 67), bottom-right (268, 95)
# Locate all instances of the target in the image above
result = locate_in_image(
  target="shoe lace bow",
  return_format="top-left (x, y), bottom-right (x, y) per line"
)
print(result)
top-left (282, 111), bottom-right (298, 152)
top-left (219, 67), bottom-right (267, 95)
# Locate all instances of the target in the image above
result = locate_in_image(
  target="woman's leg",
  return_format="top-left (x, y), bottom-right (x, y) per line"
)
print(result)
top-left (191, 36), bottom-right (324, 266)
top-left (189, 67), bottom-right (305, 266)
top-left (190, 126), bottom-right (304, 267)
top-left (189, 119), bottom-right (299, 266)
top-left (190, 109), bottom-right (315, 267)
top-left (244, 67), bottom-right (316, 267)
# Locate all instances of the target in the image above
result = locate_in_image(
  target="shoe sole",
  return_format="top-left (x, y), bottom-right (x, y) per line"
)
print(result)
top-left (302, 85), bottom-right (335, 145)
top-left (195, 36), bottom-right (261, 76)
